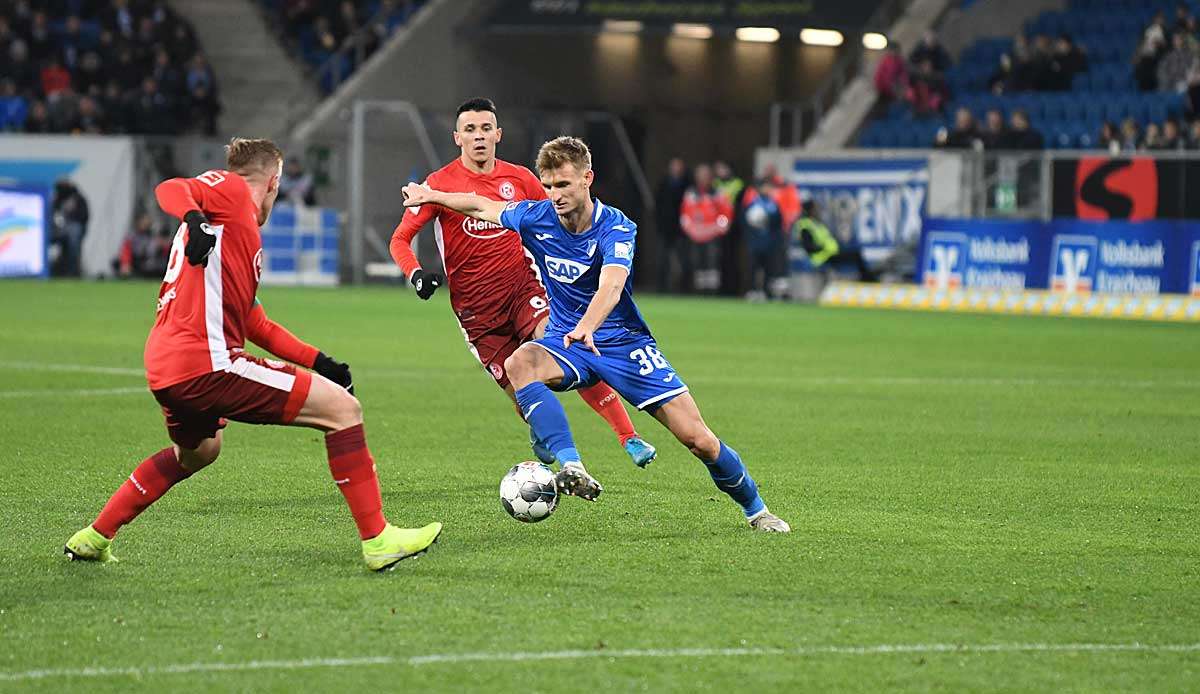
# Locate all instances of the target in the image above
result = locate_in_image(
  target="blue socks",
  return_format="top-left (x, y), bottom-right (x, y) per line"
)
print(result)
top-left (515, 383), bottom-right (580, 464)
top-left (704, 442), bottom-right (765, 518)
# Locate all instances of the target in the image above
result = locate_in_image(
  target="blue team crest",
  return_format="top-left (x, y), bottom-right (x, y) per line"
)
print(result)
top-left (922, 232), bottom-right (966, 290)
top-left (1050, 234), bottom-right (1097, 294)
top-left (1190, 241), bottom-right (1200, 297)
top-left (545, 255), bottom-right (589, 283)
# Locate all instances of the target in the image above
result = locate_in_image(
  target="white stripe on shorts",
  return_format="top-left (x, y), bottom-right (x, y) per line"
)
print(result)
top-left (637, 385), bottom-right (689, 410)
top-left (529, 342), bottom-right (583, 386)
top-left (227, 357), bottom-right (295, 392)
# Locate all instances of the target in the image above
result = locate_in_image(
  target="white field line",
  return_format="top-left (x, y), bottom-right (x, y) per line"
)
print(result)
top-left (0, 361), bottom-right (143, 377)
top-left (2, 642), bottom-right (1198, 682)
top-left (2, 360), bottom-right (1195, 391)
top-left (0, 387), bottom-right (146, 399)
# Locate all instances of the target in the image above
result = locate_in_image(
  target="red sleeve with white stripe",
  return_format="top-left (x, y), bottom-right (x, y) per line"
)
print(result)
top-left (245, 301), bottom-right (319, 368)
top-left (155, 177), bottom-right (210, 219)
top-left (389, 181), bottom-right (437, 279)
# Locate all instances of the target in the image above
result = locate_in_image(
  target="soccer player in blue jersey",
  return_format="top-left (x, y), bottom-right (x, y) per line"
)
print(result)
top-left (401, 136), bottom-right (789, 532)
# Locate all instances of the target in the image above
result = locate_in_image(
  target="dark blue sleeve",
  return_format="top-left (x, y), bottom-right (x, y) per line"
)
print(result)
top-left (500, 200), bottom-right (541, 238)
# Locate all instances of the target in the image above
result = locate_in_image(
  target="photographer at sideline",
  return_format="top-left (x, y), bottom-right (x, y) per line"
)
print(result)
top-left (51, 178), bottom-right (90, 277)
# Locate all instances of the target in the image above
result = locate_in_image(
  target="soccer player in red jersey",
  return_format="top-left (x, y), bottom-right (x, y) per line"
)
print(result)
top-left (390, 98), bottom-right (656, 467)
top-left (64, 138), bottom-right (441, 571)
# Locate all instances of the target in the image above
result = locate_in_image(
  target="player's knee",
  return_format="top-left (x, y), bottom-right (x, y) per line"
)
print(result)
top-left (179, 432), bottom-right (222, 471)
top-left (504, 349), bottom-right (535, 386)
top-left (682, 426), bottom-right (720, 460)
top-left (331, 390), bottom-right (363, 429)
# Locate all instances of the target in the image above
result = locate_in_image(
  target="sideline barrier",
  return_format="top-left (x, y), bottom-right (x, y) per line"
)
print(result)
top-left (819, 281), bottom-right (1200, 322)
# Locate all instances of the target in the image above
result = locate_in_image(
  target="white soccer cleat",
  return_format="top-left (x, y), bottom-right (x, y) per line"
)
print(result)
top-left (748, 509), bottom-right (791, 533)
top-left (555, 462), bottom-right (603, 501)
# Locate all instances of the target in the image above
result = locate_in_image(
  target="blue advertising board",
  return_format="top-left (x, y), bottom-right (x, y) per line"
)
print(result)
top-left (918, 219), bottom-right (1045, 291)
top-left (791, 159), bottom-right (928, 268)
top-left (920, 218), bottom-right (1200, 295)
top-left (0, 187), bottom-right (50, 278)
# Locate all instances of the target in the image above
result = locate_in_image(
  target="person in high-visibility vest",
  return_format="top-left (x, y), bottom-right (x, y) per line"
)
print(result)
top-left (791, 197), bottom-right (876, 281)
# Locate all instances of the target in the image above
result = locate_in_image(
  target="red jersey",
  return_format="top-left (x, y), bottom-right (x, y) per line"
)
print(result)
top-left (144, 170), bottom-right (317, 390)
top-left (389, 158), bottom-right (547, 314)
top-left (680, 186), bottom-right (733, 244)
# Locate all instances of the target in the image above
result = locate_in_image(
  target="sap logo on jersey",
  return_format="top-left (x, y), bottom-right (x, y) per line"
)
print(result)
top-left (1190, 242), bottom-right (1200, 297)
top-left (1050, 234), bottom-right (1097, 294)
top-left (922, 232), bottom-right (966, 290)
top-left (545, 256), bottom-right (589, 283)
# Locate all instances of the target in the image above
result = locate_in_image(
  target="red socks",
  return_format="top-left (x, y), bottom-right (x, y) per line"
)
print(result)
top-left (93, 447), bottom-right (192, 539)
top-left (326, 424), bottom-right (387, 540)
top-left (577, 382), bottom-right (637, 445)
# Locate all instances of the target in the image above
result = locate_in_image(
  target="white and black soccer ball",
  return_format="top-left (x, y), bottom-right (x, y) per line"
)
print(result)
top-left (499, 461), bottom-right (559, 523)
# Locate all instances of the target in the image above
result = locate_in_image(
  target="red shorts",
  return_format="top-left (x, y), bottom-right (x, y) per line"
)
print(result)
top-left (151, 353), bottom-right (313, 449)
top-left (455, 270), bottom-right (549, 390)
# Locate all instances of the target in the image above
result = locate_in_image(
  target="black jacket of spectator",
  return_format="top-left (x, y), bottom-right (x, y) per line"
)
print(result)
top-left (1000, 127), bottom-right (1045, 149)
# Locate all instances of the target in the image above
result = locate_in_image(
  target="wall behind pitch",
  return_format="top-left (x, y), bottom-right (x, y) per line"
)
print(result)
top-left (0, 136), bottom-right (134, 278)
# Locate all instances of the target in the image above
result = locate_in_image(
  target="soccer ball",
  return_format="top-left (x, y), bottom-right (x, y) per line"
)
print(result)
top-left (499, 461), bottom-right (559, 523)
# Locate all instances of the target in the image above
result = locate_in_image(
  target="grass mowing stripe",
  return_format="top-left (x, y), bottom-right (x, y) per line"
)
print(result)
top-left (0, 387), bottom-right (147, 398)
top-left (4, 643), bottom-right (1199, 681)
top-left (0, 361), bottom-right (144, 376)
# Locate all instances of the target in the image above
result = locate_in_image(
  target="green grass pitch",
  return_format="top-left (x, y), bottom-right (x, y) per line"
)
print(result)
top-left (1, 280), bottom-right (1198, 692)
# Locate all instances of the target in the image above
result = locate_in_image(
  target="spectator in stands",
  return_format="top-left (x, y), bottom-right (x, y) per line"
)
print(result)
top-left (47, 88), bottom-right (80, 131)
top-left (1135, 12), bottom-right (1169, 92)
top-left (679, 163), bottom-right (732, 293)
top-left (74, 51), bottom-right (108, 95)
top-left (873, 43), bottom-right (908, 106)
top-left (27, 11), bottom-right (56, 64)
top-left (103, 0), bottom-right (138, 41)
top-left (906, 58), bottom-right (948, 116)
top-left (101, 80), bottom-right (129, 132)
top-left (112, 46), bottom-right (142, 90)
top-left (25, 100), bottom-right (52, 133)
top-left (40, 54), bottom-right (72, 99)
top-left (1003, 110), bottom-right (1044, 149)
top-left (1173, 3), bottom-right (1193, 36)
top-left (185, 53), bottom-right (220, 134)
top-left (127, 76), bottom-right (172, 135)
top-left (372, 0), bottom-right (417, 38)
top-left (1028, 34), bottom-right (1059, 91)
top-left (1143, 122), bottom-right (1163, 149)
top-left (1050, 35), bottom-right (1087, 91)
top-left (115, 213), bottom-right (169, 279)
top-left (0, 78), bottom-right (27, 131)
top-left (981, 108), bottom-right (1009, 148)
top-left (1158, 32), bottom-right (1196, 92)
top-left (714, 160), bottom-right (747, 296)
top-left (1156, 118), bottom-right (1186, 150)
top-left (1098, 121), bottom-right (1120, 153)
top-left (937, 107), bottom-right (981, 149)
top-left (59, 16), bottom-right (93, 70)
top-left (70, 95), bottom-right (106, 134)
top-left (279, 158), bottom-right (317, 206)
top-left (4, 40), bottom-right (37, 95)
top-left (1120, 117), bottom-right (1141, 151)
top-left (909, 30), bottom-right (950, 74)
top-left (151, 47), bottom-right (184, 104)
top-left (654, 157), bottom-right (691, 293)
top-left (0, 17), bottom-right (15, 59)
top-left (1189, 119), bottom-right (1200, 149)
top-left (51, 178), bottom-right (89, 277)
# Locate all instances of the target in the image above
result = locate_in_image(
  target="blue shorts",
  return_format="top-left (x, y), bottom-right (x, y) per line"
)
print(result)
top-left (531, 333), bottom-right (689, 411)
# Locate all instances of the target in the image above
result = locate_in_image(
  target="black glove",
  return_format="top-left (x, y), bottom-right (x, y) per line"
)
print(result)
top-left (183, 210), bottom-right (217, 267)
top-left (410, 268), bottom-right (444, 300)
top-left (314, 351), bottom-right (354, 394)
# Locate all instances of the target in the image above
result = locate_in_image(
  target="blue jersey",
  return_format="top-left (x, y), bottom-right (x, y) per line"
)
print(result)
top-left (500, 198), bottom-right (651, 345)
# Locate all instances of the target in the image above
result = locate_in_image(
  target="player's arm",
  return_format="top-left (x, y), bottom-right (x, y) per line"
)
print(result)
top-left (155, 176), bottom-right (219, 267)
top-left (564, 265), bottom-right (628, 356)
top-left (245, 299), bottom-right (355, 393)
top-left (401, 183), bottom-right (505, 226)
top-left (389, 191), bottom-right (443, 300)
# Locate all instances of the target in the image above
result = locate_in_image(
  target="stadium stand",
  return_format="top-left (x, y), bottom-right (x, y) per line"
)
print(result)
top-left (0, 0), bottom-right (218, 135)
top-left (859, 0), bottom-right (1195, 150)
top-left (256, 0), bottom-right (422, 93)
